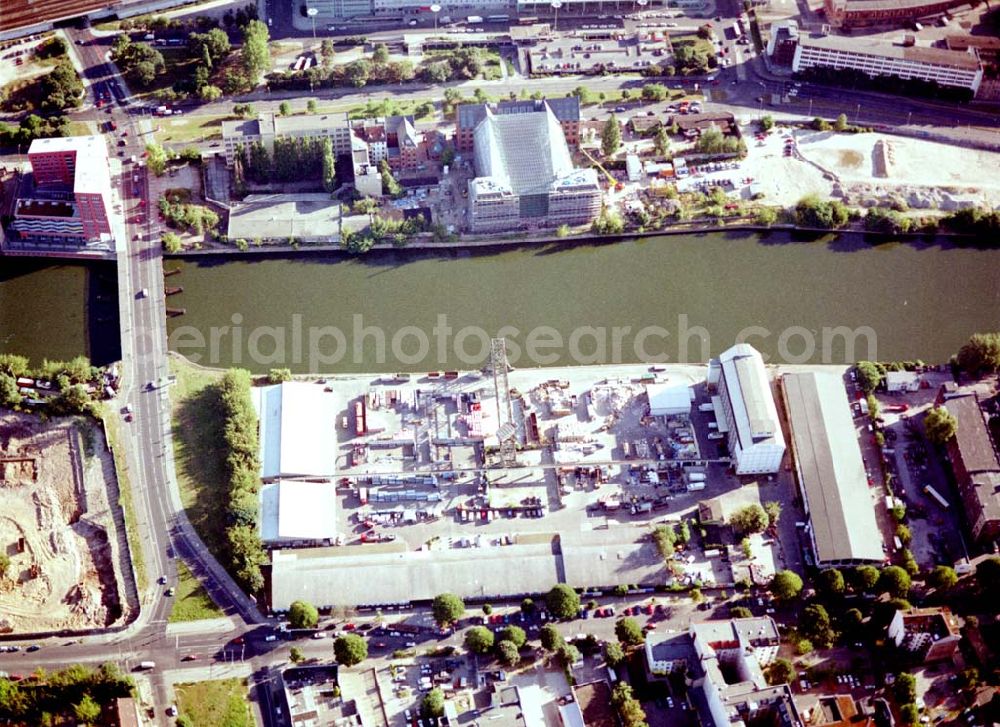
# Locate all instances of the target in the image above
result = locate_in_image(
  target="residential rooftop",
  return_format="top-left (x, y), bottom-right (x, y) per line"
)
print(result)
top-left (798, 34), bottom-right (983, 70)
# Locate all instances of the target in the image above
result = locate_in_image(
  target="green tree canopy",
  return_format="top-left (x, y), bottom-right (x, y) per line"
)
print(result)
top-left (333, 634), bottom-right (368, 666)
top-left (924, 406), bottom-right (958, 444)
top-left (614, 617), bottom-right (644, 646)
top-left (818, 568), bottom-right (845, 596)
top-left (601, 114), bottom-right (622, 158)
top-left (287, 600), bottom-right (319, 629)
top-left (928, 565), bottom-right (958, 591)
top-left (730, 504), bottom-right (769, 535)
top-left (498, 625), bottom-right (526, 649)
top-left (540, 623), bottom-right (563, 651)
top-left (73, 694), bottom-right (101, 724)
top-left (605, 641), bottom-right (626, 666)
top-left (769, 570), bottom-right (803, 601)
top-left (893, 672), bottom-right (917, 704)
top-left (957, 332), bottom-right (1000, 375)
top-left (850, 564), bottom-right (881, 593)
top-left (421, 688), bottom-right (445, 718)
top-left (464, 626), bottom-right (494, 654)
top-left (765, 658), bottom-right (796, 686)
top-left (546, 584), bottom-right (581, 620)
top-left (879, 565), bottom-right (911, 598)
top-left (730, 606), bottom-right (752, 618)
top-left (496, 639), bottom-right (520, 666)
top-left (431, 593), bottom-right (465, 627)
top-left (802, 603), bottom-right (835, 648)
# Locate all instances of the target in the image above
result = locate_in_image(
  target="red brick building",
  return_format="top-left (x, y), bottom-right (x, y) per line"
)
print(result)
top-left (823, 0), bottom-right (970, 28)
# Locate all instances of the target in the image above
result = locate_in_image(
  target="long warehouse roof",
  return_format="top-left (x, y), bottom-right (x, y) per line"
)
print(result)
top-left (783, 371), bottom-right (883, 565)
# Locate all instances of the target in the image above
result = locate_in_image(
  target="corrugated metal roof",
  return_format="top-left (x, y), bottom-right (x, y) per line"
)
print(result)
top-left (783, 372), bottom-right (883, 564)
top-left (252, 382), bottom-right (338, 480)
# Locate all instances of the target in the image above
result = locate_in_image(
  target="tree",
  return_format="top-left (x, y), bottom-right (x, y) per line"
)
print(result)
top-left (611, 682), bottom-right (648, 727)
top-left (379, 159), bottom-right (402, 197)
top-left (841, 608), bottom-right (864, 634)
top-left (851, 564), bottom-right (881, 593)
top-left (288, 600), bottom-right (319, 629)
top-left (900, 704), bottom-right (919, 726)
top-left (240, 19), bottom-right (270, 82)
top-left (795, 194), bottom-right (850, 229)
top-left (770, 570), bottom-right (803, 601)
top-left (540, 623), bottom-right (563, 651)
top-left (546, 584), bottom-right (581, 620)
top-left (697, 23), bottom-right (714, 38)
top-left (279, 101), bottom-right (291, 116)
top-left (306, 99), bottom-right (318, 114)
top-left (957, 332), bottom-right (1000, 375)
top-left (176, 716), bottom-right (194, 727)
top-left (497, 639), bottom-right (520, 667)
top-left (893, 672), bottom-right (917, 704)
top-left (267, 368), bottom-right (292, 384)
top-left (818, 568), bottom-right (845, 596)
top-left (605, 641), bottom-right (626, 666)
top-left (755, 207), bottom-right (778, 226)
top-left (614, 617), bottom-right (644, 646)
top-left (641, 83), bottom-right (668, 102)
top-left (199, 84), bottom-right (222, 101)
top-left (372, 43), bottom-right (390, 64)
top-left (730, 504), bottom-right (769, 535)
top-left (794, 638), bottom-right (814, 655)
top-left (765, 658), bottom-right (796, 686)
top-left (601, 114), bottom-right (622, 158)
top-left (854, 361), bottom-right (883, 393)
top-left (431, 593), bottom-right (465, 627)
top-left (0, 553), bottom-right (9, 578)
top-left (976, 557), bottom-right (1000, 597)
top-left (498, 625), bottom-right (527, 649)
top-left (802, 603), bottom-right (835, 648)
top-left (334, 633), bottom-right (368, 666)
top-left (482, 603), bottom-right (493, 615)
top-left (521, 597), bottom-right (536, 614)
top-left (421, 688), bottom-right (444, 718)
top-left (346, 59), bottom-right (372, 87)
top-left (879, 565), bottom-right (911, 598)
top-left (654, 125), bottom-right (671, 158)
top-left (146, 142), bottom-right (168, 176)
top-left (928, 565), bottom-right (958, 591)
top-left (760, 115), bottom-right (774, 131)
top-left (834, 113), bottom-right (848, 131)
top-left (924, 406), bottom-right (958, 444)
top-left (730, 606), bottom-right (752, 618)
top-left (464, 626), bottom-right (494, 654)
top-left (73, 694), bottom-right (101, 724)
top-left (0, 374), bottom-right (23, 408)
top-left (557, 642), bottom-right (581, 667)
top-left (289, 646), bottom-right (305, 664)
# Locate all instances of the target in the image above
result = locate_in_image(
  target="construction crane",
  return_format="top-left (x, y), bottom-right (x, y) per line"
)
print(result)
top-left (489, 338), bottom-right (517, 468)
top-left (580, 147), bottom-right (623, 192)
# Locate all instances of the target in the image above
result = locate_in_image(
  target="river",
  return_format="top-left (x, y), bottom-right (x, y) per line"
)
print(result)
top-left (3, 231), bottom-right (999, 372)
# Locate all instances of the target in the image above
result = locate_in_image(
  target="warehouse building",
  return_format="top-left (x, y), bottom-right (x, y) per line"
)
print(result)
top-left (252, 382), bottom-right (338, 482)
top-left (646, 382), bottom-right (693, 417)
top-left (938, 388), bottom-right (1000, 545)
top-left (467, 104), bottom-right (601, 233)
top-left (711, 344), bottom-right (785, 475)
top-left (782, 371), bottom-right (884, 566)
top-left (260, 480), bottom-right (339, 546)
top-left (792, 35), bottom-right (983, 96)
top-left (11, 136), bottom-right (113, 248)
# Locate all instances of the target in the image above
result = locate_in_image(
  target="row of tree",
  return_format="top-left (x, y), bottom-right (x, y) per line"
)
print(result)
top-left (0, 663), bottom-right (134, 723)
top-left (217, 369), bottom-right (267, 593)
top-left (235, 136), bottom-right (332, 185)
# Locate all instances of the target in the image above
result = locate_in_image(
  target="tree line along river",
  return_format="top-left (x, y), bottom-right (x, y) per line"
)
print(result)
top-left (2, 231), bottom-right (999, 373)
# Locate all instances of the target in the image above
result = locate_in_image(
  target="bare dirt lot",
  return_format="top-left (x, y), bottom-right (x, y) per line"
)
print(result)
top-left (0, 413), bottom-right (125, 633)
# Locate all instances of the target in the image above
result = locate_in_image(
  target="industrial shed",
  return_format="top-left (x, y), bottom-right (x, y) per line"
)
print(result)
top-left (783, 371), bottom-right (884, 566)
top-left (260, 480), bottom-right (339, 545)
top-left (646, 382), bottom-right (693, 417)
top-left (252, 382), bottom-right (338, 481)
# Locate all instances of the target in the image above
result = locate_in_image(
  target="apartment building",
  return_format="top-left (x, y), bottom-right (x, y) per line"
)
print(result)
top-left (11, 136), bottom-right (112, 247)
top-left (792, 35), bottom-right (983, 95)
top-left (467, 104), bottom-right (600, 233)
top-left (823, 0), bottom-right (970, 27)
top-left (456, 96), bottom-right (581, 153)
top-left (888, 607), bottom-right (962, 663)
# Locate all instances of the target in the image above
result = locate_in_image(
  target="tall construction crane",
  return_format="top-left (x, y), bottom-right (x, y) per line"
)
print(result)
top-left (490, 337), bottom-right (517, 468)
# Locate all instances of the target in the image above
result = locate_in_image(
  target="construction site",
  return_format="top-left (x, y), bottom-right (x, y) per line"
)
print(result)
top-left (0, 413), bottom-right (129, 634)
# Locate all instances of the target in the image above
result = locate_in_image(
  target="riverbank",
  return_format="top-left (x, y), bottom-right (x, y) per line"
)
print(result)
top-left (164, 221), bottom-right (989, 259)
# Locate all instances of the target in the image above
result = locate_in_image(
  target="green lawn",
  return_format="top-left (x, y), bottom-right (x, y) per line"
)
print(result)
top-left (154, 113), bottom-right (233, 145)
top-left (169, 560), bottom-right (225, 623)
top-left (175, 678), bottom-right (252, 727)
top-left (169, 358), bottom-right (229, 572)
top-left (131, 47), bottom-right (200, 102)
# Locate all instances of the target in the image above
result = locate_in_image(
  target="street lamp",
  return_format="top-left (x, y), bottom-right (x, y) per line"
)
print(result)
top-left (636, 0), bottom-right (647, 14)
top-left (307, 7), bottom-right (318, 39)
top-left (550, 0), bottom-right (562, 32)
top-left (430, 3), bottom-right (441, 30)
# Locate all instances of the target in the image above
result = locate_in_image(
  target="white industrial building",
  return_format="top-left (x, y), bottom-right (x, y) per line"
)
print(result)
top-left (782, 372), bottom-right (884, 566)
top-left (252, 382), bottom-right (338, 481)
top-left (646, 382), bottom-right (692, 417)
top-left (712, 344), bottom-right (785, 475)
top-left (260, 480), bottom-right (339, 545)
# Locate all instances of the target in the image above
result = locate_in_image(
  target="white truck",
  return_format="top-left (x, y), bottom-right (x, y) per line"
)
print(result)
top-left (467, 15), bottom-right (483, 24)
